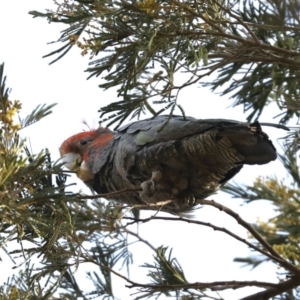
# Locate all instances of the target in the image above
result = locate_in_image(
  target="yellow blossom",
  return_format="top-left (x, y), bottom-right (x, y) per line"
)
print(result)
top-left (137, 0), bottom-right (160, 14)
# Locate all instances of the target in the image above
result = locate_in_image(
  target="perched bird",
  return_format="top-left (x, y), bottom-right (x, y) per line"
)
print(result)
top-left (60, 115), bottom-right (284, 213)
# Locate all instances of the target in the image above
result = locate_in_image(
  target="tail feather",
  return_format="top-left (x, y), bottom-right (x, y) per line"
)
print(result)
top-left (237, 136), bottom-right (277, 165)
top-left (217, 124), bottom-right (277, 165)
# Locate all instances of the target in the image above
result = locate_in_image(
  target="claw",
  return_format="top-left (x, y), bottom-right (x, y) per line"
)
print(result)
top-left (140, 169), bottom-right (163, 198)
top-left (185, 193), bottom-right (196, 206)
top-left (140, 180), bottom-right (156, 196)
top-left (174, 191), bottom-right (196, 209)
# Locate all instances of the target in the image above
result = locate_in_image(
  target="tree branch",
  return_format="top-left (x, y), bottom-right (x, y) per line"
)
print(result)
top-left (122, 227), bottom-right (157, 252)
top-left (122, 215), bottom-right (283, 266)
top-left (196, 199), bottom-right (300, 275)
top-left (76, 187), bottom-right (142, 200)
top-left (240, 275), bottom-right (300, 300)
top-left (125, 280), bottom-right (279, 291)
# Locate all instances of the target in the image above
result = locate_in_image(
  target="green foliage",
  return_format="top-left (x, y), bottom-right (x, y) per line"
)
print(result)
top-left (223, 145), bottom-right (300, 267)
top-left (221, 143), bottom-right (300, 300)
top-left (1, 0), bottom-right (300, 299)
top-left (30, 0), bottom-right (300, 128)
top-left (206, 0), bottom-right (300, 124)
top-left (0, 63), bottom-right (132, 299)
top-left (139, 246), bottom-right (212, 299)
top-left (144, 246), bottom-right (188, 286)
top-left (1, 62), bottom-right (205, 300)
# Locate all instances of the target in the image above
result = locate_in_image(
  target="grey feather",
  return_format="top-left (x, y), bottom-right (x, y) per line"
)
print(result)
top-left (88, 115), bottom-right (282, 214)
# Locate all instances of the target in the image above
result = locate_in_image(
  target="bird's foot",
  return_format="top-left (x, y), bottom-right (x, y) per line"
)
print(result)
top-left (140, 169), bottom-right (163, 198)
top-left (174, 191), bottom-right (196, 209)
top-left (140, 180), bottom-right (156, 196)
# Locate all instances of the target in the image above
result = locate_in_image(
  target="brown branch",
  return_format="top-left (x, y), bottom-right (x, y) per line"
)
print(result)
top-left (124, 200), bottom-right (173, 209)
top-left (123, 197), bottom-right (300, 276)
top-left (206, 52), bottom-right (300, 68)
top-left (154, 47), bottom-right (251, 99)
top-left (240, 275), bottom-right (300, 300)
top-left (156, 29), bottom-right (300, 58)
top-left (76, 187), bottom-right (142, 200)
top-left (125, 279), bottom-right (278, 291)
top-left (122, 227), bottom-right (157, 252)
top-left (72, 246), bottom-right (298, 300)
top-left (73, 241), bottom-right (299, 300)
top-left (122, 215), bottom-right (287, 269)
top-left (121, 41), bottom-right (287, 106)
top-left (243, 22), bottom-right (300, 31)
top-left (210, 0), bottom-right (260, 44)
top-left (114, 200), bottom-right (173, 225)
top-left (170, 0), bottom-right (226, 34)
top-left (196, 199), bottom-right (300, 275)
top-left (74, 194), bottom-right (300, 299)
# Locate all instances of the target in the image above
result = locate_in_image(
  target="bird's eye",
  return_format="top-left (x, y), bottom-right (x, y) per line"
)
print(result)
top-left (80, 140), bottom-right (88, 146)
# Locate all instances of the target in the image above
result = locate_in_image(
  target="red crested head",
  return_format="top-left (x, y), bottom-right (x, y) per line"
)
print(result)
top-left (59, 130), bottom-right (99, 158)
top-left (59, 127), bottom-right (114, 182)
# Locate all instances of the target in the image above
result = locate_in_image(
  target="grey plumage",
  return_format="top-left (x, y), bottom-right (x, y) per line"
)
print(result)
top-left (82, 115), bottom-right (280, 213)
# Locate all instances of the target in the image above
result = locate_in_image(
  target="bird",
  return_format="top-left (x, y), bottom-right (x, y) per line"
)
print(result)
top-left (59, 115), bottom-right (286, 213)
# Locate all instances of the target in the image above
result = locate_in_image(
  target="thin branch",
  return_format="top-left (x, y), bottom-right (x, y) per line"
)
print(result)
top-left (240, 22), bottom-right (300, 31)
top-left (76, 187), bottom-right (142, 200)
top-left (123, 200), bottom-right (173, 209)
top-left (122, 215), bottom-right (283, 265)
top-left (210, 0), bottom-right (260, 44)
top-left (122, 228), bottom-right (157, 252)
top-left (72, 250), bottom-right (287, 297)
top-left (155, 30), bottom-right (300, 57)
top-left (240, 275), bottom-right (300, 300)
top-left (196, 199), bottom-right (300, 275)
top-left (112, 199), bottom-right (173, 226)
top-left (125, 280), bottom-right (279, 291)
top-left (123, 197), bottom-right (300, 276)
top-left (206, 53), bottom-right (300, 68)
top-left (170, 0), bottom-right (225, 34)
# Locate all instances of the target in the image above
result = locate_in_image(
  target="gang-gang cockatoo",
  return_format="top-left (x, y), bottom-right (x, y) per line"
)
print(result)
top-left (60, 115), bottom-right (285, 213)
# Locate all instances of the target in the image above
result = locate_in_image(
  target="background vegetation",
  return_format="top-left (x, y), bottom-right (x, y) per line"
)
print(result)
top-left (1, 0), bottom-right (300, 299)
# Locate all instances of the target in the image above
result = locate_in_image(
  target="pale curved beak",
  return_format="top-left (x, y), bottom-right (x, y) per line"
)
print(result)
top-left (61, 152), bottom-right (82, 170)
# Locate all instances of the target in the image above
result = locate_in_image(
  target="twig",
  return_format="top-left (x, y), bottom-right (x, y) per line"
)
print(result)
top-left (122, 228), bottom-right (157, 252)
top-left (196, 199), bottom-right (300, 275)
top-left (123, 197), bottom-right (300, 276)
top-left (122, 215), bottom-right (283, 265)
top-left (76, 187), bottom-right (142, 200)
top-left (75, 245), bottom-right (292, 298)
top-left (125, 200), bottom-right (173, 209)
top-left (125, 279), bottom-right (279, 290)
top-left (114, 199), bottom-right (172, 225)
top-left (240, 275), bottom-right (300, 300)
top-left (210, 0), bottom-right (260, 44)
